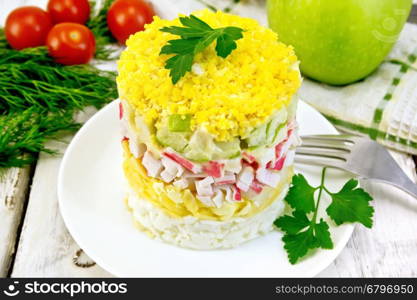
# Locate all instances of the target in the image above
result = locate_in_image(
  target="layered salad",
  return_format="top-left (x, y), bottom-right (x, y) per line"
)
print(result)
top-left (117, 10), bottom-right (302, 249)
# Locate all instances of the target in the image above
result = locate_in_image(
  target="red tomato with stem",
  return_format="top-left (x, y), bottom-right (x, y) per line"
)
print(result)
top-left (5, 6), bottom-right (53, 50)
top-left (47, 0), bottom-right (90, 24)
top-left (107, 0), bottom-right (155, 44)
top-left (46, 23), bottom-right (96, 65)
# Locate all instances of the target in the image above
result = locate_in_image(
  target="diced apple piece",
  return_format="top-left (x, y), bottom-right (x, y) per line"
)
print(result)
top-left (222, 157), bottom-right (242, 174)
top-left (168, 114), bottom-right (191, 132)
top-left (257, 147), bottom-right (276, 168)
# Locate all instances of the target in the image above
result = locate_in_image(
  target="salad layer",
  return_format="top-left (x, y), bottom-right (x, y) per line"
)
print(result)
top-left (123, 140), bottom-right (294, 221)
top-left (117, 9), bottom-right (301, 142)
top-left (121, 96), bottom-right (300, 217)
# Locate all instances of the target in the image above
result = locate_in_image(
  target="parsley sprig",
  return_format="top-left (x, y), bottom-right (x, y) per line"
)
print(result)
top-left (275, 168), bottom-right (374, 264)
top-left (160, 15), bottom-right (244, 84)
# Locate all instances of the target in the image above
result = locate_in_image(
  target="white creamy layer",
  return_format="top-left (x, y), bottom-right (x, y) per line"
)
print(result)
top-left (126, 183), bottom-right (288, 250)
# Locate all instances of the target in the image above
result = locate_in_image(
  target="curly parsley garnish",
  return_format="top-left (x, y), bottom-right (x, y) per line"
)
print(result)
top-left (275, 168), bottom-right (374, 264)
top-left (159, 14), bottom-right (244, 84)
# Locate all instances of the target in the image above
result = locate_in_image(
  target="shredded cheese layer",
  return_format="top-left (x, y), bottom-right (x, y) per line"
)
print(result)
top-left (117, 9), bottom-right (301, 141)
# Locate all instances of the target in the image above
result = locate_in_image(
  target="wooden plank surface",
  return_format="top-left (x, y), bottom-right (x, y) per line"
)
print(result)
top-left (2, 0), bottom-right (417, 277)
top-left (0, 167), bottom-right (31, 277)
top-left (0, 0), bottom-right (43, 279)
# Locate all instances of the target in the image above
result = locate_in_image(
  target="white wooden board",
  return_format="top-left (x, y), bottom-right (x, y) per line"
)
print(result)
top-left (0, 167), bottom-right (31, 277)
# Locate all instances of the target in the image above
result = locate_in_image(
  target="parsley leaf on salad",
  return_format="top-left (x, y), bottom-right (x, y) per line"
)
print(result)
top-left (160, 14), bottom-right (244, 84)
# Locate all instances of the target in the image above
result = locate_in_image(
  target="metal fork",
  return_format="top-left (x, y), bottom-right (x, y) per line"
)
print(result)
top-left (295, 134), bottom-right (417, 198)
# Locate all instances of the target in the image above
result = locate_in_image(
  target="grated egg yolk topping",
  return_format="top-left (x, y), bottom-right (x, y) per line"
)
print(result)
top-left (117, 9), bottom-right (301, 141)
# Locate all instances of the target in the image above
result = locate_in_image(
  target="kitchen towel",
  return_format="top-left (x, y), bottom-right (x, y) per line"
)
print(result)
top-left (172, 0), bottom-right (417, 155)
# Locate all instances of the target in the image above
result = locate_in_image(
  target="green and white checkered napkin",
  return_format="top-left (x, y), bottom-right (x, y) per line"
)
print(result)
top-left (156, 0), bottom-right (417, 155)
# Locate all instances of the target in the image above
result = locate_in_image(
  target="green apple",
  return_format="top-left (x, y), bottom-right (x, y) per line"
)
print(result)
top-left (267, 0), bottom-right (412, 85)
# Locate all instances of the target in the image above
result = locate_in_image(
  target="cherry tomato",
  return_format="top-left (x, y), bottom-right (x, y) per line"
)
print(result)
top-left (47, 0), bottom-right (90, 24)
top-left (46, 23), bottom-right (95, 65)
top-left (5, 6), bottom-right (53, 50)
top-left (107, 0), bottom-right (155, 44)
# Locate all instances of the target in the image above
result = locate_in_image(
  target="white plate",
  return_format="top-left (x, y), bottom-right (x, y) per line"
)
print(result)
top-left (58, 100), bottom-right (354, 277)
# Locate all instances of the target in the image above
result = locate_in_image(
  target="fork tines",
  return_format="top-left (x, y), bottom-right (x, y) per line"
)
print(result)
top-left (295, 135), bottom-right (356, 168)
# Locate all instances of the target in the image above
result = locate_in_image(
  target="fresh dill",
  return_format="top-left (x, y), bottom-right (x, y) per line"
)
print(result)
top-left (0, 0), bottom-right (119, 170)
top-left (0, 42), bottom-right (116, 114)
top-left (0, 108), bottom-right (80, 168)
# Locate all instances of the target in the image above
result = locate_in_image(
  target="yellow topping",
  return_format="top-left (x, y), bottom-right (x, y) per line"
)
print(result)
top-left (117, 9), bottom-right (301, 141)
top-left (122, 141), bottom-right (293, 221)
